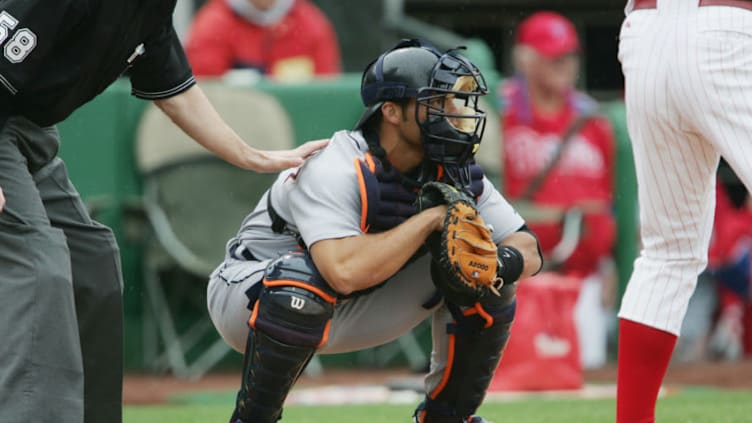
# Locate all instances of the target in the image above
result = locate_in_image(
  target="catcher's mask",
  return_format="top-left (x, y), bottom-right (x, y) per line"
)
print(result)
top-left (355, 39), bottom-right (488, 191)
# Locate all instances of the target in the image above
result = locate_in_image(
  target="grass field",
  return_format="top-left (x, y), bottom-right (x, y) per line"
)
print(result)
top-left (124, 388), bottom-right (752, 423)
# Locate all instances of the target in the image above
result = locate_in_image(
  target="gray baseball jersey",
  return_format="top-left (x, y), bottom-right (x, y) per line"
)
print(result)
top-left (207, 129), bottom-right (525, 375)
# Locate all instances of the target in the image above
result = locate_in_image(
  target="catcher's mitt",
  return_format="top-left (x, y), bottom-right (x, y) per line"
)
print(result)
top-left (417, 182), bottom-right (502, 306)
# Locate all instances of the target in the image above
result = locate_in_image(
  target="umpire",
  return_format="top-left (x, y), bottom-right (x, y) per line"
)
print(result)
top-left (0, 1), bottom-right (325, 422)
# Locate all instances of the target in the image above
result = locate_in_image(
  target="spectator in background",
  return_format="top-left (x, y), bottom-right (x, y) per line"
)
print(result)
top-left (673, 162), bottom-right (752, 363)
top-left (186, 0), bottom-right (341, 81)
top-left (498, 11), bottom-right (618, 369)
top-left (706, 162), bottom-right (752, 360)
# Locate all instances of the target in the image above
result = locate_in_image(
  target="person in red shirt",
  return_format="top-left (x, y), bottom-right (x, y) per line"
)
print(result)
top-left (499, 11), bottom-right (618, 369)
top-left (186, 0), bottom-right (341, 81)
top-left (706, 166), bottom-right (752, 360)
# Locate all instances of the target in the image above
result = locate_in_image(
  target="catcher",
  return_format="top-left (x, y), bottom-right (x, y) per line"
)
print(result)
top-left (207, 39), bottom-right (543, 423)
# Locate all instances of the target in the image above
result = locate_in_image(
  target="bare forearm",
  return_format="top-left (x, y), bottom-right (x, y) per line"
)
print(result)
top-left (154, 85), bottom-right (329, 172)
top-left (154, 85), bottom-right (257, 169)
top-left (310, 208), bottom-right (444, 295)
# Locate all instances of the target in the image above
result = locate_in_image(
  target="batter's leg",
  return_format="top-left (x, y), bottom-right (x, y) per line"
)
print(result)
top-left (689, 12), bottom-right (752, 211)
top-left (618, 93), bottom-right (719, 422)
top-left (616, 122), bottom-right (718, 330)
top-left (617, 9), bottom-right (721, 422)
top-left (37, 156), bottom-right (124, 423)
top-left (0, 120), bottom-right (84, 422)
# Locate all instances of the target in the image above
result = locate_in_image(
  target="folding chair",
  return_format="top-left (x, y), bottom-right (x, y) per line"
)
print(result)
top-left (135, 82), bottom-right (295, 379)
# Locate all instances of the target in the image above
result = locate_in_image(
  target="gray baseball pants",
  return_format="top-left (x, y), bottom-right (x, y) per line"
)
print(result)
top-left (0, 116), bottom-right (124, 423)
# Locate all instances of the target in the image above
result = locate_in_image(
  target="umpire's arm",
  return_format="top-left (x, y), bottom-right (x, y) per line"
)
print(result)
top-left (154, 85), bottom-right (328, 173)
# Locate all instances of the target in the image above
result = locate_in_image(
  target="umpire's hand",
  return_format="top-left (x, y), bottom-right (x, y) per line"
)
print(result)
top-left (252, 139), bottom-right (329, 172)
top-left (0, 185), bottom-right (4, 212)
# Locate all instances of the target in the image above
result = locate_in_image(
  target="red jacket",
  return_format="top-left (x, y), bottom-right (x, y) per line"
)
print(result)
top-left (709, 181), bottom-right (752, 268)
top-left (499, 77), bottom-right (616, 277)
top-left (186, 0), bottom-right (341, 79)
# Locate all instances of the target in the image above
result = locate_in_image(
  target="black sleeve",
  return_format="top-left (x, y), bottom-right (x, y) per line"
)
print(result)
top-left (0, 0), bottom-right (80, 95)
top-left (129, 21), bottom-right (195, 100)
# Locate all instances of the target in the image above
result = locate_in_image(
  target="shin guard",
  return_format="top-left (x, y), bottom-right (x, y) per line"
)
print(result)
top-left (233, 252), bottom-right (337, 423)
top-left (415, 283), bottom-right (517, 423)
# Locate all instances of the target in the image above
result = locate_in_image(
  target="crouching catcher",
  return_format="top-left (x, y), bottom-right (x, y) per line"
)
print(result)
top-left (206, 38), bottom-right (543, 423)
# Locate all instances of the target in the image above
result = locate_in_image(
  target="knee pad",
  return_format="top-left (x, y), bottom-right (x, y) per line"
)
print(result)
top-left (420, 283), bottom-right (517, 422)
top-left (235, 251), bottom-right (337, 423)
top-left (250, 251), bottom-right (338, 347)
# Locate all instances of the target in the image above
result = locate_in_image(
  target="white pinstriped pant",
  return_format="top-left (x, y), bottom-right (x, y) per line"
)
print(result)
top-left (618, 0), bottom-right (752, 335)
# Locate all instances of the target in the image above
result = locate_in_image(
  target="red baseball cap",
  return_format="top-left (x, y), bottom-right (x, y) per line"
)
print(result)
top-left (516, 12), bottom-right (580, 58)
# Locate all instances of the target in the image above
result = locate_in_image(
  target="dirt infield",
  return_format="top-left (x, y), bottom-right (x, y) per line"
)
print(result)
top-left (123, 359), bottom-right (752, 405)
top-left (123, 368), bottom-right (414, 405)
top-left (584, 359), bottom-right (752, 390)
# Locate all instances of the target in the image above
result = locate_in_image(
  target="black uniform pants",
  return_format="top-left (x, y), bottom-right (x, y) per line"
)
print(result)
top-left (0, 117), bottom-right (123, 423)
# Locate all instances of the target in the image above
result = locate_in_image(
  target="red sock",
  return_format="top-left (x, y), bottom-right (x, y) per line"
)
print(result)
top-left (616, 318), bottom-right (678, 423)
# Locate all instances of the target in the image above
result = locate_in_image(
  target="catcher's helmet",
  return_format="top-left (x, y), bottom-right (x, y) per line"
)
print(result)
top-left (355, 39), bottom-right (488, 189)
